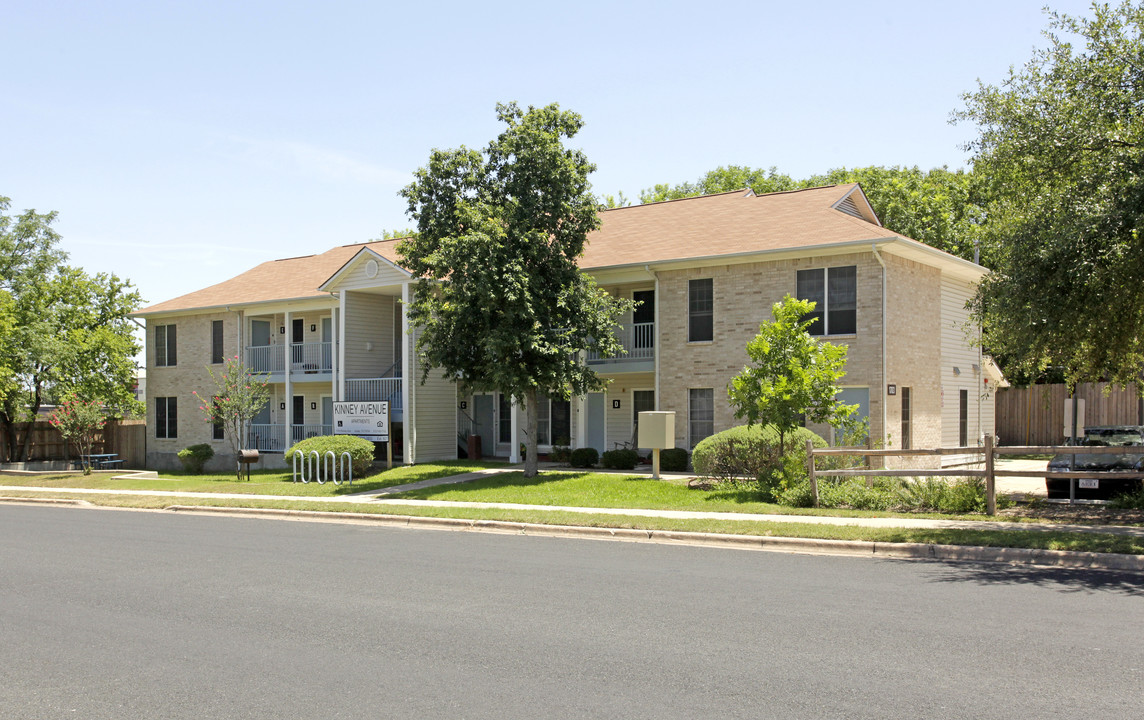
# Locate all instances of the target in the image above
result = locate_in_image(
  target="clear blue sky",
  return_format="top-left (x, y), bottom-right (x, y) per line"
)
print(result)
top-left (2, 0), bottom-right (1097, 311)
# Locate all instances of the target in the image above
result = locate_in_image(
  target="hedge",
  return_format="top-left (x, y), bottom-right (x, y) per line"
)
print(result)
top-left (285, 435), bottom-right (376, 479)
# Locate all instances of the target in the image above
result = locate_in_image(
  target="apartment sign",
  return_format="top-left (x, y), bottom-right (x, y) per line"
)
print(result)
top-left (333, 401), bottom-right (389, 442)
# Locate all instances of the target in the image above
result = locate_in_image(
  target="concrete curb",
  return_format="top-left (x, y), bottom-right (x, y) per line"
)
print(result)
top-left (0, 496), bottom-right (92, 507)
top-left (161, 504), bottom-right (1144, 572)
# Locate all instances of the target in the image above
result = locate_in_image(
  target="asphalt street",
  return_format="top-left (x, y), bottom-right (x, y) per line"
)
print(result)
top-left (1, 504), bottom-right (1141, 719)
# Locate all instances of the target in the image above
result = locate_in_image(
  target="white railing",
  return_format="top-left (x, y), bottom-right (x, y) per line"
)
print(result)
top-left (291, 423), bottom-right (333, 445)
top-left (246, 345), bottom-right (285, 374)
top-left (248, 424), bottom-right (286, 452)
top-left (586, 322), bottom-right (655, 363)
top-left (344, 378), bottom-right (402, 409)
top-left (290, 342), bottom-right (333, 373)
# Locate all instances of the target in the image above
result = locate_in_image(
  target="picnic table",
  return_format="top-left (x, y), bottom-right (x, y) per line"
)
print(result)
top-left (80, 453), bottom-right (123, 470)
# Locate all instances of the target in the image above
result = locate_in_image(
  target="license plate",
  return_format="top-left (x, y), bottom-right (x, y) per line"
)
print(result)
top-left (1079, 478), bottom-right (1099, 489)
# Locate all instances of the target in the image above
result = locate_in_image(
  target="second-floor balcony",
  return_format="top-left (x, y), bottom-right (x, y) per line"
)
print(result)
top-left (586, 322), bottom-right (655, 368)
top-left (246, 342), bottom-right (333, 377)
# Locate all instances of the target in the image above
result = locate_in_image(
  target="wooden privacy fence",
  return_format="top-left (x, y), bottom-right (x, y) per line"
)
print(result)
top-left (0, 419), bottom-right (146, 468)
top-left (806, 435), bottom-right (1144, 515)
top-left (995, 383), bottom-right (1144, 446)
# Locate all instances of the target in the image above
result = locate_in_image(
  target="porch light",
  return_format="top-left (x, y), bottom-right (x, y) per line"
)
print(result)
top-left (280, 402), bottom-right (286, 410)
top-left (310, 402), bottom-right (317, 410)
top-left (310, 324), bottom-right (316, 332)
top-left (953, 367), bottom-right (961, 376)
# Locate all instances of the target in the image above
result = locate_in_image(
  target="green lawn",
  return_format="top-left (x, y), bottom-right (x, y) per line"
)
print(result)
top-left (387, 470), bottom-right (1001, 521)
top-left (0, 461), bottom-right (503, 497)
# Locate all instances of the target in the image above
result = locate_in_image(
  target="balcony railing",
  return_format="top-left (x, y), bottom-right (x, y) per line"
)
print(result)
top-left (345, 378), bottom-right (402, 409)
top-left (586, 322), bottom-right (655, 364)
top-left (245, 342), bottom-right (333, 375)
top-left (290, 342), bottom-right (333, 374)
top-left (248, 424), bottom-right (286, 452)
top-left (246, 345), bottom-right (284, 374)
top-left (290, 423), bottom-right (333, 445)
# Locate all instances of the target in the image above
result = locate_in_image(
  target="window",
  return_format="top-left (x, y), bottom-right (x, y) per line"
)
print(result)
top-left (155, 397), bottom-right (177, 439)
top-left (211, 320), bottom-right (224, 364)
top-left (155, 324), bottom-right (177, 366)
top-left (498, 393), bottom-right (511, 444)
top-left (959, 389), bottom-right (969, 447)
top-left (212, 398), bottom-right (224, 441)
top-left (688, 279), bottom-right (713, 342)
top-left (901, 387), bottom-right (912, 450)
top-left (689, 388), bottom-right (714, 449)
top-left (834, 388), bottom-right (870, 446)
top-left (796, 266), bottom-right (856, 336)
top-left (536, 396), bottom-right (572, 446)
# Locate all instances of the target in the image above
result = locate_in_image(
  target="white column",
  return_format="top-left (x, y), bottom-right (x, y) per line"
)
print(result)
top-left (338, 292), bottom-right (346, 400)
top-left (509, 396), bottom-right (521, 463)
top-left (284, 310), bottom-right (292, 447)
top-left (653, 273), bottom-right (660, 410)
top-left (401, 284), bottom-right (413, 465)
top-left (575, 394), bottom-right (586, 449)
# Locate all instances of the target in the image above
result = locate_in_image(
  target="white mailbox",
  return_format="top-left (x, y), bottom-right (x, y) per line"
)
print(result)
top-left (638, 411), bottom-right (675, 449)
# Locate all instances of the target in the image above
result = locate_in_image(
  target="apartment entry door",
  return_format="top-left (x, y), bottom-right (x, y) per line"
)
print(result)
top-left (586, 393), bottom-right (606, 455)
top-left (472, 394), bottom-right (496, 460)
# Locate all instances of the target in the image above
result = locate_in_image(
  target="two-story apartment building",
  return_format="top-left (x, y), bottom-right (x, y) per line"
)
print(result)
top-left (133, 184), bottom-right (1000, 471)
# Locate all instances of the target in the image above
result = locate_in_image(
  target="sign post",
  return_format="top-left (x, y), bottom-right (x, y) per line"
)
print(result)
top-left (333, 401), bottom-right (390, 468)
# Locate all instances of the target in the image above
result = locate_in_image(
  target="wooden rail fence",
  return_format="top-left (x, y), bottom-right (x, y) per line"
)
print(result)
top-left (807, 435), bottom-right (1144, 515)
top-left (0, 419), bottom-right (146, 468)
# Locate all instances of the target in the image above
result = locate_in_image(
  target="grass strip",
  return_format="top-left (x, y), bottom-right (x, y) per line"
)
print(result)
top-left (4, 490), bottom-right (1142, 556)
top-left (0, 461), bottom-right (502, 497)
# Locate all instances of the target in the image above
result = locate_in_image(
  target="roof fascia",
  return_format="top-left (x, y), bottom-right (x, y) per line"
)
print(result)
top-left (319, 246), bottom-right (411, 292)
top-left (131, 295), bottom-right (336, 320)
top-left (878, 237), bottom-right (987, 281)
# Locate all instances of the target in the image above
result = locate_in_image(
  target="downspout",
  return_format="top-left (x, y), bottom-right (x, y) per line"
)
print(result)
top-left (871, 244), bottom-right (888, 450)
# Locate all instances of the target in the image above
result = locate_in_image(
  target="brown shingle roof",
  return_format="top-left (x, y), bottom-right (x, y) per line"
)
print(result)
top-left (134, 240), bottom-right (403, 315)
top-left (135, 184), bottom-right (901, 315)
top-left (580, 184), bottom-right (894, 269)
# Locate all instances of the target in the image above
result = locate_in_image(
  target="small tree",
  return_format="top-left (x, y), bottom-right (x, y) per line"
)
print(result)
top-left (48, 395), bottom-right (106, 475)
top-left (728, 296), bottom-right (857, 464)
top-left (192, 356), bottom-right (270, 480)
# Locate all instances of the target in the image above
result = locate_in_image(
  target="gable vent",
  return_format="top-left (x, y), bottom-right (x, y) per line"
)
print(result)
top-left (835, 195), bottom-right (864, 220)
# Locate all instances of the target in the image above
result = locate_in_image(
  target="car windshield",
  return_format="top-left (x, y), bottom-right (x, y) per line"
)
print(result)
top-left (1081, 429), bottom-right (1144, 446)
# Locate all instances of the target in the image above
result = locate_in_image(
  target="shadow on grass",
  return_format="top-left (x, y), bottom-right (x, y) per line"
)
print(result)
top-left (926, 561), bottom-right (1144, 596)
top-left (392, 471), bottom-right (591, 499)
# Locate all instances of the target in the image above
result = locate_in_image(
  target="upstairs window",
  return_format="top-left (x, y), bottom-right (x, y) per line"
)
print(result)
top-left (796, 266), bottom-right (857, 336)
top-left (155, 324), bottom-right (177, 366)
top-left (211, 320), bottom-right (224, 364)
top-left (688, 279), bottom-right (713, 342)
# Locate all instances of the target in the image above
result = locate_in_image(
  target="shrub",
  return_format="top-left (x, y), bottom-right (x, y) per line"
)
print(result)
top-left (1109, 485), bottom-right (1144, 510)
top-left (176, 443), bottom-right (214, 474)
top-left (285, 435), bottom-right (375, 479)
top-left (660, 448), bottom-right (689, 472)
top-left (776, 475), bottom-right (1013, 514)
top-left (549, 445), bottom-right (572, 465)
top-left (569, 447), bottom-right (598, 468)
top-left (692, 425), bottom-right (827, 483)
top-left (601, 448), bottom-right (639, 470)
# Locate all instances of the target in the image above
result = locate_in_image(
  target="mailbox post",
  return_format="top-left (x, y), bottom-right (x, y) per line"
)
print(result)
top-left (637, 411), bottom-right (675, 479)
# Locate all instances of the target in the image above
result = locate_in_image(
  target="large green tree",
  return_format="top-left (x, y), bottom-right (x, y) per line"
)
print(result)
top-left (957, 1), bottom-right (1144, 388)
top-left (727, 296), bottom-right (856, 462)
top-left (0, 196), bottom-right (142, 461)
top-left (398, 103), bottom-right (632, 477)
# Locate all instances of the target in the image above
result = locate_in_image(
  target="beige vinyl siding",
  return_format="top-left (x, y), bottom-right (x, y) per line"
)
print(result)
top-left (335, 253), bottom-right (409, 290)
top-left (601, 373), bottom-right (655, 450)
top-left (408, 320), bottom-right (459, 462)
top-left (940, 275), bottom-right (992, 448)
top-left (343, 292), bottom-right (395, 378)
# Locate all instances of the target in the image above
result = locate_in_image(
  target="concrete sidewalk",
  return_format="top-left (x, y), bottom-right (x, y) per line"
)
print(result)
top-left (3, 460), bottom-right (1140, 538)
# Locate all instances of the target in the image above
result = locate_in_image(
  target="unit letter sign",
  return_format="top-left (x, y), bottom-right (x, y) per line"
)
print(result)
top-left (333, 401), bottom-right (389, 442)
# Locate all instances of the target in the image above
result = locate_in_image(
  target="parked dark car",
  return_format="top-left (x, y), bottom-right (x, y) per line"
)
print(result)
top-left (1046, 426), bottom-right (1144, 500)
